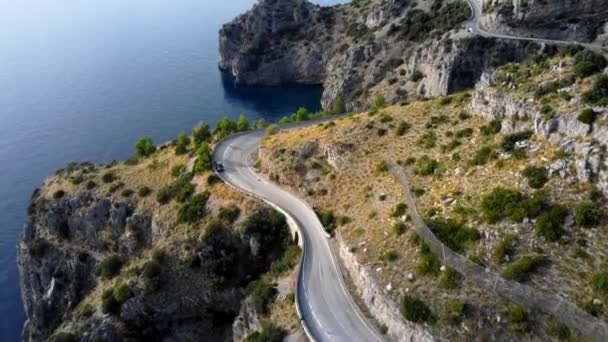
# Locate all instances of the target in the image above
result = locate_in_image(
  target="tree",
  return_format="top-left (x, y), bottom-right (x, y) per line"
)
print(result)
top-left (237, 114), bottom-right (249, 132)
top-left (252, 118), bottom-right (266, 129)
top-left (194, 143), bottom-right (212, 173)
top-left (214, 117), bottom-right (238, 139)
top-left (135, 136), bottom-right (156, 158)
top-left (295, 107), bottom-right (309, 122)
top-left (192, 122), bottom-right (211, 147)
top-left (333, 95), bottom-right (345, 114)
top-left (174, 131), bottom-right (189, 155)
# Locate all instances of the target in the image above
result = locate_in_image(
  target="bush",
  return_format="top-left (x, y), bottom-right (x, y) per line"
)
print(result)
top-left (574, 201), bottom-right (602, 227)
top-left (192, 122), bottom-right (211, 146)
top-left (271, 245), bottom-right (301, 275)
top-left (157, 175), bottom-right (195, 204)
top-left (134, 136), bottom-right (156, 158)
top-left (523, 166), bottom-right (548, 189)
top-left (121, 188), bottom-right (134, 198)
top-left (545, 319), bottom-right (571, 341)
top-left (396, 121), bottom-right (411, 136)
top-left (376, 160), bottom-right (389, 172)
top-left (265, 124), bottom-right (279, 136)
top-left (101, 172), bottom-right (115, 183)
top-left (505, 305), bottom-right (529, 332)
top-left (374, 95), bottom-right (386, 109)
top-left (75, 303), bottom-right (95, 320)
top-left (427, 218), bottom-right (480, 252)
top-left (578, 108), bottom-right (596, 124)
top-left (471, 146), bottom-right (496, 165)
top-left (445, 299), bottom-right (466, 324)
top-left (535, 205), bottom-right (567, 241)
top-left (51, 332), bottom-right (78, 342)
top-left (193, 143), bottom-right (212, 173)
top-left (101, 289), bottom-right (120, 315)
top-left (416, 252), bottom-right (440, 276)
top-left (315, 207), bottom-right (337, 235)
top-left (582, 74), bottom-right (608, 106)
top-left (138, 186), bottom-right (151, 197)
top-left (493, 233), bottom-right (516, 263)
top-left (213, 117), bottom-right (238, 139)
top-left (415, 156), bottom-right (439, 176)
top-left (174, 130), bottom-right (190, 155)
top-left (439, 268), bottom-right (458, 289)
top-left (333, 96), bottom-right (345, 114)
top-left (85, 180), bottom-right (97, 190)
top-left (142, 260), bottom-right (162, 279)
top-left (573, 49), bottom-right (607, 78)
top-left (480, 119), bottom-right (501, 136)
top-left (502, 255), bottom-right (545, 282)
top-left (219, 205), bottom-right (241, 223)
top-left (52, 190), bottom-right (66, 199)
top-left (391, 202), bottom-right (408, 217)
top-left (400, 295), bottom-right (432, 323)
top-left (207, 174), bottom-right (220, 185)
top-left (410, 70), bottom-right (424, 82)
top-left (591, 272), bottom-right (608, 295)
top-left (392, 222), bottom-right (406, 235)
top-left (380, 249), bottom-right (399, 262)
top-left (237, 114), bottom-right (250, 131)
top-left (249, 279), bottom-right (276, 314)
top-left (178, 192), bottom-right (210, 223)
top-left (480, 187), bottom-right (547, 223)
top-left (416, 131), bottom-right (437, 149)
top-left (113, 281), bottom-right (133, 303)
top-left (245, 321), bottom-right (285, 342)
top-left (98, 255), bottom-right (122, 279)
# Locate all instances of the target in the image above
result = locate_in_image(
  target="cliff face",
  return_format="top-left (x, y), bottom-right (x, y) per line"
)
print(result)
top-left (219, 0), bottom-right (553, 111)
top-left (480, 0), bottom-right (608, 43)
top-left (18, 151), bottom-right (296, 341)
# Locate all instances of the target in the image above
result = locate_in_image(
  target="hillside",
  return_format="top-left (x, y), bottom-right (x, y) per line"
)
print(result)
top-left (257, 47), bottom-right (608, 340)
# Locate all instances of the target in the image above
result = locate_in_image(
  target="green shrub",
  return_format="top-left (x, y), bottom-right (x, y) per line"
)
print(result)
top-left (315, 207), bottom-right (337, 235)
top-left (85, 180), bottom-right (97, 190)
top-left (245, 321), bottom-right (285, 342)
top-left (178, 192), bottom-right (210, 223)
top-left (535, 204), bottom-right (567, 241)
top-left (219, 205), bottom-right (241, 223)
top-left (400, 295), bottom-right (432, 323)
top-left (134, 136), bottom-right (156, 158)
top-left (412, 187), bottom-right (426, 197)
top-left (121, 188), bottom-right (134, 198)
top-left (374, 95), bottom-right (386, 109)
top-left (101, 172), bottom-right (115, 183)
top-left (113, 281), bottom-right (133, 303)
top-left (98, 255), bottom-right (122, 279)
top-left (376, 160), bottom-right (389, 172)
top-left (591, 272), bottom-right (608, 295)
top-left (416, 131), bottom-right (437, 149)
top-left (380, 249), bottom-right (399, 262)
top-left (523, 166), bottom-right (548, 189)
top-left (545, 319), bottom-right (571, 341)
top-left (582, 74), bottom-right (608, 106)
top-left (271, 245), bottom-right (301, 275)
top-left (471, 146), bottom-right (496, 165)
top-left (480, 187), bottom-right (547, 223)
top-left (156, 175), bottom-right (195, 204)
top-left (415, 156), bottom-right (440, 176)
top-left (138, 186), bottom-right (151, 197)
top-left (427, 218), bottom-right (480, 252)
top-left (438, 96), bottom-right (452, 106)
top-left (502, 255), bottom-right (545, 282)
top-left (213, 117), bottom-right (238, 139)
top-left (249, 279), bottom-right (276, 314)
top-left (391, 203), bottom-right (408, 217)
top-left (237, 114), bottom-right (250, 131)
top-left (493, 233), bottom-right (516, 263)
top-left (505, 305), bottom-right (529, 332)
top-left (75, 303), bottom-right (95, 320)
top-left (574, 201), bottom-right (602, 227)
top-left (142, 260), bottom-right (162, 279)
top-left (416, 252), bottom-right (440, 276)
top-left (174, 131), bottom-right (190, 155)
top-left (396, 121), bottom-right (411, 136)
top-left (480, 119), bottom-right (501, 136)
top-left (410, 70), bottom-right (424, 82)
top-left (266, 124), bottom-right (279, 136)
top-left (445, 299), bottom-right (466, 324)
top-left (578, 108), bottom-right (596, 124)
top-left (333, 96), bottom-right (345, 114)
top-left (192, 122), bottom-right (211, 146)
top-left (170, 164), bottom-right (185, 178)
top-left (193, 143), bottom-right (212, 173)
top-left (101, 289), bottom-right (120, 315)
top-left (52, 190), bottom-right (66, 199)
top-left (207, 174), bottom-right (220, 185)
top-left (392, 222), bottom-right (407, 235)
top-left (439, 268), bottom-right (459, 289)
top-left (573, 49), bottom-right (607, 78)
top-left (27, 239), bottom-right (49, 257)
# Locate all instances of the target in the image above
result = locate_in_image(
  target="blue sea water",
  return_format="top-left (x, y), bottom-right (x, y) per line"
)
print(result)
top-left (0, 0), bottom-right (343, 340)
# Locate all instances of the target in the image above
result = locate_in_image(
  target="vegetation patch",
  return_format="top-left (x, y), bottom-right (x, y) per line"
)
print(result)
top-left (502, 255), bottom-right (546, 282)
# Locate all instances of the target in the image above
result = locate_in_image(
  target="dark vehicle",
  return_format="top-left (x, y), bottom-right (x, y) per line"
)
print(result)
top-left (216, 163), bottom-right (225, 172)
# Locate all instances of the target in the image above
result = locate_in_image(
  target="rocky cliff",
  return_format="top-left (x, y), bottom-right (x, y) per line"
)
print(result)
top-left (480, 0), bottom-right (608, 43)
top-left (219, 0), bottom-right (554, 111)
top-left (18, 147), bottom-right (298, 341)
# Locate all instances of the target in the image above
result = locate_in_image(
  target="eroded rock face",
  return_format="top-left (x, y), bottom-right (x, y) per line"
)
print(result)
top-left (480, 0), bottom-right (608, 43)
top-left (219, 0), bottom-right (551, 112)
top-left (470, 70), bottom-right (608, 192)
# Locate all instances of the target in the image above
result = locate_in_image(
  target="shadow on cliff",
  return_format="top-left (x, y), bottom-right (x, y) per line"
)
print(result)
top-left (220, 71), bottom-right (324, 119)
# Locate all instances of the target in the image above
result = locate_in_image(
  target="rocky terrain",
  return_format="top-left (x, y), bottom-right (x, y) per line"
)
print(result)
top-left (219, 0), bottom-right (568, 112)
top-left (256, 46), bottom-right (608, 340)
top-left (18, 129), bottom-right (302, 341)
top-left (480, 0), bottom-right (608, 43)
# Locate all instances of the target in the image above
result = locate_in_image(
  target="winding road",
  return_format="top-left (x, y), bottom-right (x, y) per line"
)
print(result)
top-left (211, 3), bottom-right (606, 342)
top-left (213, 129), bottom-right (384, 342)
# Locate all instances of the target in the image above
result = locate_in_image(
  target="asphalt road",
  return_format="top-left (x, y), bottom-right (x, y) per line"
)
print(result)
top-left (464, 0), bottom-right (605, 51)
top-left (213, 130), bottom-right (384, 342)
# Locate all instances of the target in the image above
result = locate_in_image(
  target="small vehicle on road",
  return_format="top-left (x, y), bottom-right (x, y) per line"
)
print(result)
top-left (215, 162), bottom-right (225, 172)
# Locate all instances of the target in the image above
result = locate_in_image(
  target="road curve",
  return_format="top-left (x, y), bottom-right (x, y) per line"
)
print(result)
top-left (464, 0), bottom-right (604, 51)
top-left (213, 129), bottom-right (384, 342)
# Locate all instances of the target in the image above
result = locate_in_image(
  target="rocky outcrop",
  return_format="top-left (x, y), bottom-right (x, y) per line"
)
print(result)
top-left (480, 0), bottom-right (608, 43)
top-left (470, 70), bottom-right (608, 192)
top-left (336, 233), bottom-right (434, 342)
top-left (219, 0), bottom-right (556, 112)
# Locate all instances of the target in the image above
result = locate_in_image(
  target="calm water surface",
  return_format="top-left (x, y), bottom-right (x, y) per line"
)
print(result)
top-left (0, 0), bottom-right (343, 340)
